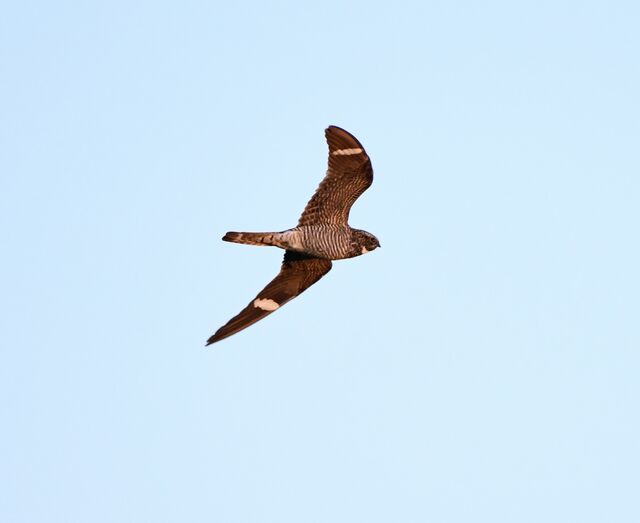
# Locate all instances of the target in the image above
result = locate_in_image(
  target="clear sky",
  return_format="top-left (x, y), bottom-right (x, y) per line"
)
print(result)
top-left (2, 1), bottom-right (639, 522)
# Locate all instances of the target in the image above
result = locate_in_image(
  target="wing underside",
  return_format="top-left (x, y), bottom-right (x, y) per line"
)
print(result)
top-left (207, 251), bottom-right (332, 345)
top-left (297, 126), bottom-right (373, 226)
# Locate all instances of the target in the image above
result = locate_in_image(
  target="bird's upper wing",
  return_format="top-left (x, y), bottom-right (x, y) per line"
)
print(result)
top-left (207, 251), bottom-right (332, 345)
top-left (297, 126), bottom-right (373, 226)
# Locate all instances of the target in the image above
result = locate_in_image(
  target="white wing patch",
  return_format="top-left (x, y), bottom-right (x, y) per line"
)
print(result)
top-left (253, 298), bottom-right (280, 311)
top-left (332, 148), bottom-right (363, 156)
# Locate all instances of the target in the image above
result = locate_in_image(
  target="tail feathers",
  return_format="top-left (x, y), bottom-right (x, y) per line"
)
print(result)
top-left (222, 231), bottom-right (278, 246)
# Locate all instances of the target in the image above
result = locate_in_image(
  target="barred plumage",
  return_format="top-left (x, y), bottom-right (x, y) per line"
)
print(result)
top-left (207, 126), bottom-right (380, 345)
top-left (297, 224), bottom-right (353, 259)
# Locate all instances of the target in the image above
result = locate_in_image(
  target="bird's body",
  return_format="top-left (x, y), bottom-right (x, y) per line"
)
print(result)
top-left (207, 125), bottom-right (379, 345)
top-left (223, 224), bottom-right (375, 260)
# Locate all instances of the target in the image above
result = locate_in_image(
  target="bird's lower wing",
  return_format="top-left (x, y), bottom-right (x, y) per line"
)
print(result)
top-left (206, 251), bottom-right (332, 345)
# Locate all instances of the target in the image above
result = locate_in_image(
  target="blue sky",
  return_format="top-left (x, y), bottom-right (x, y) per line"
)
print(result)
top-left (2, 1), bottom-right (639, 521)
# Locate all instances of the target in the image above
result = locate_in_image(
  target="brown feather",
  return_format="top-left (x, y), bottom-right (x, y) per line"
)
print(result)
top-left (297, 126), bottom-right (373, 226)
top-left (206, 252), bottom-right (332, 345)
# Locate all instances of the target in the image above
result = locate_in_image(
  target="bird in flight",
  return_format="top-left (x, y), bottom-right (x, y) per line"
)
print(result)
top-left (207, 125), bottom-right (379, 345)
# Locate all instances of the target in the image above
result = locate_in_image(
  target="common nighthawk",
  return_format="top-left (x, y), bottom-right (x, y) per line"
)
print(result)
top-left (207, 125), bottom-right (379, 345)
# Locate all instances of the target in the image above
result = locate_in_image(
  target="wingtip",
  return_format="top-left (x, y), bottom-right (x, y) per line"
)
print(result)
top-left (324, 125), bottom-right (365, 151)
top-left (206, 330), bottom-right (226, 346)
top-left (325, 124), bottom-right (347, 136)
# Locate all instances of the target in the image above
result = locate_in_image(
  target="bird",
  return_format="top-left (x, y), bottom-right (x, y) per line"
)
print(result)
top-left (207, 125), bottom-right (379, 345)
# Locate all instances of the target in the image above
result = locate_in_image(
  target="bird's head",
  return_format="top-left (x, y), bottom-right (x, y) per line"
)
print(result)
top-left (353, 229), bottom-right (381, 254)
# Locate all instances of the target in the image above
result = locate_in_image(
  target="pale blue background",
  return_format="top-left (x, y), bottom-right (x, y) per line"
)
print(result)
top-left (2, 1), bottom-right (639, 522)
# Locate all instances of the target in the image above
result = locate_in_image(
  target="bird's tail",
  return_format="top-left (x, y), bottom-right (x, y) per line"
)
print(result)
top-left (222, 231), bottom-right (280, 247)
